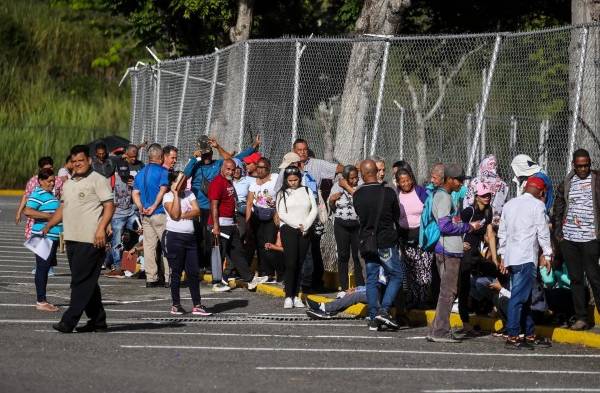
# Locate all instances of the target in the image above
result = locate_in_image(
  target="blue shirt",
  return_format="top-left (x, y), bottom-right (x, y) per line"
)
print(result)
top-left (26, 187), bottom-right (63, 240)
top-left (183, 147), bottom-right (255, 209)
top-left (133, 163), bottom-right (169, 215)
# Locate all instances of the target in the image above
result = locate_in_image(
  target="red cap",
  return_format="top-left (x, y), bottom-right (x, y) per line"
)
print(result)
top-left (243, 152), bottom-right (262, 165)
top-left (526, 176), bottom-right (546, 191)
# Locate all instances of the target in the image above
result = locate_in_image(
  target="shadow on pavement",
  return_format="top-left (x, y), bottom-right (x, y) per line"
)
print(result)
top-left (210, 299), bottom-right (249, 313)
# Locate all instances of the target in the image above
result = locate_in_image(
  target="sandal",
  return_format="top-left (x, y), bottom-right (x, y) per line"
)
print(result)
top-left (36, 302), bottom-right (59, 312)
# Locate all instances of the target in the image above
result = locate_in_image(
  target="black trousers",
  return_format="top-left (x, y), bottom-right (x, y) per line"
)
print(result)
top-left (281, 225), bottom-right (311, 298)
top-left (220, 225), bottom-right (252, 282)
top-left (560, 239), bottom-right (600, 321)
top-left (301, 232), bottom-right (324, 290)
top-left (333, 218), bottom-right (363, 290)
top-left (61, 241), bottom-right (106, 329)
top-left (163, 231), bottom-right (201, 306)
top-left (254, 217), bottom-right (283, 278)
top-left (193, 208), bottom-right (211, 270)
top-left (458, 248), bottom-right (480, 323)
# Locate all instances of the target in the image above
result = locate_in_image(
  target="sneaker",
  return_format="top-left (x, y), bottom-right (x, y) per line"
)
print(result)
top-left (48, 267), bottom-right (56, 277)
top-left (426, 334), bottom-right (462, 343)
top-left (525, 335), bottom-right (552, 348)
top-left (570, 319), bottom-right (590, 331)
top-left (504, 336), bottom-right (534, 350)
top-left (170, 305), bottom-right (186, 315)
top-left (247, 275), bottom-right (269, 291)
top-left (31, 268), bottom-right (36, 275)
top-left (284, 297), bottom-right (293, 309)
top-left (105, 270), bottom-right (125, 278)
top-left (124, 270), bottom-right (134, 278)
top-left (305, 298), bottom-right (321, 311)
top-left (306, 308), bottom-right (333, 320)
top-left (293, 296), bottom-right (305, 308)
top-left (265, 276), bottom-right (277, 284)
top-left (192, 305), bottom-right (212, 316)
top-left (375, 310), bottom-right (398, 329)
top-left (336, 291), bottom-right (346, 299)
top-left (212, 283), bottom-right (231, 292)
top-left (35, 302), bottom-right (59, 312)
top-left (368, 319), bottom-right (381, 331)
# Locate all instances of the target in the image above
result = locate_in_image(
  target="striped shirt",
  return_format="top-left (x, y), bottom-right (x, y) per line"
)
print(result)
top-left (26, 187), bottom-right (63, 241)
top-left (564, 174), bottom-right (596, 242)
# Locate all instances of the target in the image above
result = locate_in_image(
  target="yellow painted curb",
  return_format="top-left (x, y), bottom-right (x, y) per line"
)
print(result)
top-left (0, 190), bottom-right (22, 196)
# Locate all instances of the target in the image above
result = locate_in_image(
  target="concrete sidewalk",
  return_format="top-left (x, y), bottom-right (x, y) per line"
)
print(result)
top-left (203, 274), bottom-right (600, 349)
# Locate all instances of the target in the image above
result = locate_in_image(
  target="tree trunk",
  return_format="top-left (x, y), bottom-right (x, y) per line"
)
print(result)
top-left (571, 0), bottom-right (600, 163)
top-left (211, 0), bottom-right (255, 154)
top-left (229, 0), bottom-right (255, 43)
top-left (333, 0), bottom-right (410, 164)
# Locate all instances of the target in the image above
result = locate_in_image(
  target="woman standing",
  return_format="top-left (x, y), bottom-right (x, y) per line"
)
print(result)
top-left (395, 168), bottom-right (432, 309)
top-left (246, 157), bottom-right (281, 283)
top-left (23, 168), bottom-right (62, 312)
top-left (465, 155), bottom-right (508, 223)
top-left (329, 165), bottom-right (363, 294)
top-left (162, 171), bottom-right (211, 316)
top-left (458, 182), bottom-right (498, 335)
top-left (276, 166), bottom-right (318, 308)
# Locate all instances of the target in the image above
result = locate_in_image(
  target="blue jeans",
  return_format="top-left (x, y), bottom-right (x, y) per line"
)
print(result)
top-left (365, 247), bottom-right (405, 319)
top-left (506, 262), bottom-right (536, 337)
top-left (111, 214), bottom-right (138, 270)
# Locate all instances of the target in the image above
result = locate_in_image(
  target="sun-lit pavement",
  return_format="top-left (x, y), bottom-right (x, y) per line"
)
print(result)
top-left (1, 195), bottom-right (600, 393)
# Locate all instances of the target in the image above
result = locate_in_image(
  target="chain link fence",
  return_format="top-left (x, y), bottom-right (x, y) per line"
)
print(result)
top-left (127, 24), bottom-right (600, 273)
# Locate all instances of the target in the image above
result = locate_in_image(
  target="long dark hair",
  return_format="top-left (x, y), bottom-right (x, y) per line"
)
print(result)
top-left (277, 165), bottom-right (303, 213)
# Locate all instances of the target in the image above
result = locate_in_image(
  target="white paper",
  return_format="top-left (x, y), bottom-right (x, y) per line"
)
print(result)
top-left (219, 232), bottom-right (230, 240)
top-left (24, 237), bottom-right (53, 260)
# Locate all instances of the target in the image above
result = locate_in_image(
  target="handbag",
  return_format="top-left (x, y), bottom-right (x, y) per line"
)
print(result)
top-left (317, 189), bottom-right (330, 224)
top-left (359, 185), bottom-right (386, 259)
top-left (254, 205), bottom-right (275, 221)
top-left (210, 237), bottom-right (223, 283)
top-left (121, 251), bottom-right (138, 273)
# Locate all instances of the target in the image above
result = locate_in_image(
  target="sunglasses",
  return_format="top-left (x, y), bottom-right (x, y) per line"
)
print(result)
top-left (284, 167), bottom-right (301, 175)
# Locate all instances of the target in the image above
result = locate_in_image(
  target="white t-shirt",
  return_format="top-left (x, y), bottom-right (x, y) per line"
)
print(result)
top-left (163, 191), bottom-right (196, 234)
top-left (249, 173), bottom-right (279, 210)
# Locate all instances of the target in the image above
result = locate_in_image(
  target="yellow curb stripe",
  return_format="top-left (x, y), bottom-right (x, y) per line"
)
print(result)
top-left (0, 190), bottom-right (23, 196)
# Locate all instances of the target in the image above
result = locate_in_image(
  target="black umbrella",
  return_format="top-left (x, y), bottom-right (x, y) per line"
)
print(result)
top-left (88, 135), bottom-right (130, 153)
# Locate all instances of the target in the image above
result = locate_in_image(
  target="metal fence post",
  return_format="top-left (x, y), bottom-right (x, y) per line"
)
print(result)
top-left (538, 118), bottom-right (549, 168)
top-left (130, 73), bottom-right (138, 143)
top-left (153, 67), bottom-right (161, 143)
top-left (480, 117), bottom-right (487, 160)
top-left (509, 115), bottom-right (518, 159)
top-left (467, 34), bottom-right (502, 176)
top-left (370, 41), bottom-right (390, 157)
top-left (174, 61), bottom-right (190, 147)
top-left (567, 26), bottom-right (589, 173)
top-left (205, 50), bottom-right (220, 136)
top-left (238, 42), bottom-right (250, 152)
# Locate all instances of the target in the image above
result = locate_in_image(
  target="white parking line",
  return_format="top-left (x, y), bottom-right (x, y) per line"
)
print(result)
top-left (253, 366), bottom-right (600, 375)
top-left (35, 330), bottom-right (396, 340)
top-left (0, 319), bottom-right (367, 327)
top-left (121, 345), bottom-right (600, 358)
top-left (422, 389), bottom-right (600, 393)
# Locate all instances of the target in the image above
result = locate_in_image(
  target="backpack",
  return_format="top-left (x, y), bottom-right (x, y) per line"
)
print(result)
top-left (419, 188), bottom-right (441, 252)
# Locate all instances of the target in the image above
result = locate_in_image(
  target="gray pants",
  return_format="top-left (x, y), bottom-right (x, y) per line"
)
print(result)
top-left (324, 290), bottom-right (367, 314)
top-left (430, 253), bottom-right (461, 337)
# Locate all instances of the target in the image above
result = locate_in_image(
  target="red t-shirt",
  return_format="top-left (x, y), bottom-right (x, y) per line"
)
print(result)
top-left (207, 174), bottom-right (236, 225)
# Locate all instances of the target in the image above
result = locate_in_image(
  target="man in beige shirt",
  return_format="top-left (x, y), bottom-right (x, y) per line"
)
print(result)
top-left (44, 144), bottom-right (114, 333)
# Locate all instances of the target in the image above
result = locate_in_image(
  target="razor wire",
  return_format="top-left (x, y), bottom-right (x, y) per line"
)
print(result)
top-left (128, 24), bottom-right (600, 274)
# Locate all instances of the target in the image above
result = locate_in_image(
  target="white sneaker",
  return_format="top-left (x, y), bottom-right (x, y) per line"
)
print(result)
top-left (247, 275), bottom-right (268, 291)
top-left (284, 297), bottom-right (293, 309)
top-left (293, 297), bottom-right (305, 308)
top-left (212, 283), bottom-right (231, 292)
top-left (255, 275), bottom-right (269, 284)
top-left (336, 291), bottom-right (346, 299)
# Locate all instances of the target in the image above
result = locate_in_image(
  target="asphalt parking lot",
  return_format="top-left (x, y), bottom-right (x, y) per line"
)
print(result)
top-left (1, 195), bottom-right (600, 393)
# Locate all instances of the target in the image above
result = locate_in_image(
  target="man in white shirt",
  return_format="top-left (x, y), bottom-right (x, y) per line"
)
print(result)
top-left (498, 176), bottom-right (552, 349)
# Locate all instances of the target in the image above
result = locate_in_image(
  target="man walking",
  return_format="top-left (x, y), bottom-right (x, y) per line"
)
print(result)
top-left (498, 177), bottom-right (553, 349)
top-left (132, 143), bottom-right (170, 287)
top-left (427, 164), bottom-right (480, 343)
top-left (353, 160), bottom-right (404, 331)
top-left (44, 145), bottom-right (114, 333)
top-left (553, 148), bottom-right (600, 330)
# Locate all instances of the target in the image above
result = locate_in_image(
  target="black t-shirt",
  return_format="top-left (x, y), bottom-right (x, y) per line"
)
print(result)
top-left (460, 203), bottom-right (493, 249)
top-left (353, 182), bottom-right (400, 249)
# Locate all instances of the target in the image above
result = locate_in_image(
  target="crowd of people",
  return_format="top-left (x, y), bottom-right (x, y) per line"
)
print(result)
top-left (14, 134), bottom-right (600, 350)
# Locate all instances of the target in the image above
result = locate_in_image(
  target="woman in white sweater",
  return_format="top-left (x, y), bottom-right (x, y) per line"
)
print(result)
top-left (276, 166), bottom-right (318, 308)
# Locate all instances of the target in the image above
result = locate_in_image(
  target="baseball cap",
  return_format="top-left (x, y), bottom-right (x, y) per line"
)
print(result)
top-left (279, 152), bottom-right (302, 169)
top-left (476, 182), bottom-right (492, 196)
top-left (445, 163), bottom-right (471, 181)
top-left (526, 176), bottom-right (546, 191)
top-left (243, 152), bottom-right (262, 165)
